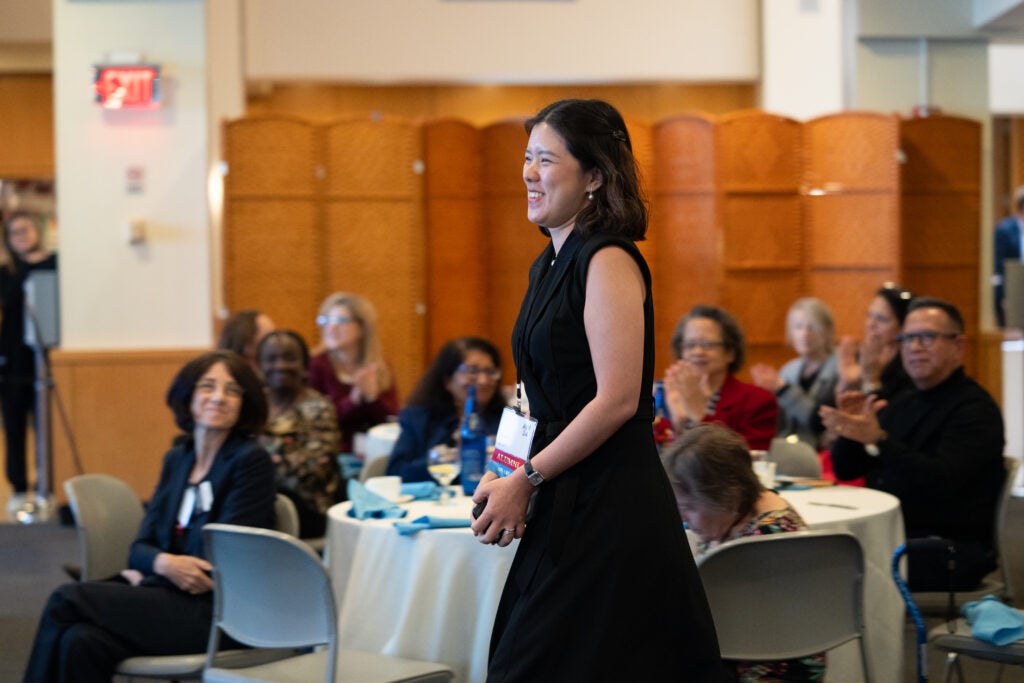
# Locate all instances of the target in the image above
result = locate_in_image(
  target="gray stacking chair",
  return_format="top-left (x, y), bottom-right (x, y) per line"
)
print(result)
top-left (912, 456), bottom-right (1020, 615)
top-left (202, 523), bottom-right (454, 683)
top-left (64, 476), bottom-right (300, 681)
top-left (929, 616), bottom-right (1024, 682)
top-left (64, 474), bottom-right (146, 582)
top-left (768, 436), bottom-right (822, 479)
top-left (697, 530), bottom-right (871, 682)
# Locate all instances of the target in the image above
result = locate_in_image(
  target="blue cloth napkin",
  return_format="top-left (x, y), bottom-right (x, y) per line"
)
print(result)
top-left (393, 515), bottom-right (472, 536)
top-left (400, 481), bottom-right (441, 501)
top-left (961, 595), bottom-right (1024, 646)
top-left (347, 479), bottom-right (407, 520)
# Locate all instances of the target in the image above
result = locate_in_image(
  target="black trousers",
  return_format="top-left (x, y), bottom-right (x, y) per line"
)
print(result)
top-left (22, 579), bottom-right (213, 683)
top-left (907, 539), bottom-right (997, 592)
top-left (2, 374), bottom-right (34, 493)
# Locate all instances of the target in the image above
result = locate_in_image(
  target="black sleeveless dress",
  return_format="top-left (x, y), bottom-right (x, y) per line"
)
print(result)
top-left (487, 231), bottom-right (727, 682)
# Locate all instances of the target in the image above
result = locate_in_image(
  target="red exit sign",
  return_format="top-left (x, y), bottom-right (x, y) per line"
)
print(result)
top-left (94, 64), bottom-right (161, 110)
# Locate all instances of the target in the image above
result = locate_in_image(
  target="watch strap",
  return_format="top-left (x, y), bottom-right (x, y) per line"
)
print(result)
top-left (524, 459), bottom-right (545, 487)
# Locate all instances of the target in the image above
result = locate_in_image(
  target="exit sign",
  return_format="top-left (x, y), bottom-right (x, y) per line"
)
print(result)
top-left (94, 64), bottom-right (161, 110)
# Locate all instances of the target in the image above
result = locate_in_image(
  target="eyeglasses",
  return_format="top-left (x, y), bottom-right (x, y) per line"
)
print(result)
top-left (316, 314), bottom-right (354, 326)
top-left (895, 331), bottom-right (959, 348)
top-left (457, 364), bottom-right (502, 382)
top-left (195, 379), bottom-right (244, 399)
top-left (681, 340), bottom-right (726, 352)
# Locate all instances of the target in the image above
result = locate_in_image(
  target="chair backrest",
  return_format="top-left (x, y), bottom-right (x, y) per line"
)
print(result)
top-left (63, 474), bottom-right (145, 581)
top-left (697, 530), bottom-right (868, 675)
top-left (273, 493), bottom-right (301, 537)
top-left (995, 456), bottom-right (1020, 600)
top-left (768, 437), bottom-right (822, 478)
top-left (203, 523), bottom-right (337, 682)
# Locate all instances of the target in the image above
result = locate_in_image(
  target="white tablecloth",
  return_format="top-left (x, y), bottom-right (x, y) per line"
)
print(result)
top-left (786, 486), bottom-right (905, 683)
top-left (326, 485), bottom-right (904, 683)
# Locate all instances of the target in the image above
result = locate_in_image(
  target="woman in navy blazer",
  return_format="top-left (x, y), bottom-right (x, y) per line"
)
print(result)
top-left (23, 350), bottom-right (275, 683)
top-left (387, 337), bottom-right (505, 482)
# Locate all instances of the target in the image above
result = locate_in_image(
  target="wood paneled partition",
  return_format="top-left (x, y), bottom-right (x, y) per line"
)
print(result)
top-left (221, 109), bottom-right (983, 400)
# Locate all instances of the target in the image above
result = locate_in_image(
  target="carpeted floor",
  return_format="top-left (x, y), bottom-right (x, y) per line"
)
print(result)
top-left (2, 501), bottom-right (1024, 681)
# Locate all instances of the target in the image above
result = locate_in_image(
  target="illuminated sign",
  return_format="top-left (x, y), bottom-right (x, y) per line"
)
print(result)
top-left (93, 64), bottom-right (161, 110)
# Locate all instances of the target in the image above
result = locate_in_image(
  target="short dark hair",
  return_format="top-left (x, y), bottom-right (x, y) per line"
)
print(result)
top-left (661, 424), bottom-right (762, 519)
top-left (671, 305), bottom-right (746, 374)
top-left (406, 337), bottom-right (505, 419)
top-left (525, 99), bottom-right (647, 241)
top-left (217, 310), bottom-right (260, 356)
top-left (166, 350), bottom-right (268, 435)
top-left (906, 296), bottom-right (965, 334)
top-left (257, 329), bottom-right (311, 369)
top-left (875, 283), bottom-right (915, 325)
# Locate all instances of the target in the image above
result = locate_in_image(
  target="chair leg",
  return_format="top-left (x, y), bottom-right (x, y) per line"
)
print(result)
top-left (945, 651), bottom-right (963, 683)
top-left (992, 662), bottom-right (1004, 683)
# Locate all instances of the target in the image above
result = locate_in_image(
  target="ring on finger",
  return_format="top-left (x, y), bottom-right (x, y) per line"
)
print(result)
top-left (501, 528), bottom-right (515, 537)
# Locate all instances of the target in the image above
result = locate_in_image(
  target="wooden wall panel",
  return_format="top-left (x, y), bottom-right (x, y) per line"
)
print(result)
top-left (717, 111), bottom-right (802, 191)
top-left (803, 113), bottom-right (900, 360)
top-left (223, 116), bottom-right (317, 196)
top-left (0, 74), bottom-right (54, 178)
top-left (482, 121), bottom-right (537, 374)
top-left (900, 115), bottom-right (981, 375)
top-left (223, 199), bottom-right (321, 339)
top-left (720, 196), bottom-right (801, 268)
top-left (50, 350), bottom-right (199, 503)
top-left (423, 120), bottom-right (486, 357)
top-left (651, 115), bottom-right (717, 372)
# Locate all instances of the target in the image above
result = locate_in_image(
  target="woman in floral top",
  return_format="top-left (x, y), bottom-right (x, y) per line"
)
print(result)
top-left (258, 330), bottom-right (341, 538)
top-left (662, 424), bottom-right (825, 683)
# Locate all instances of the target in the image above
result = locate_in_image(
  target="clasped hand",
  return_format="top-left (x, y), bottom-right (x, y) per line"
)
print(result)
top-left (663, 360), bottom-right (711, 426)
top-left (153, 553), bottom-right (214, 594)
top-left (818, 391), bottom-right (888, 445)
top-left (470, 471), bottom-right (530, 547)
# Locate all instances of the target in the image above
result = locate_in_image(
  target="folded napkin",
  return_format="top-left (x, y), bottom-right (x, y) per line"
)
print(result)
top-left (400, 481), bottom-right (441, 501)
top-left (961, 595), bottom-right (1024, 646)
top-left (394, 515), bottom-right (472, 536)
top-left (347, 479), bottom-right (407, 520)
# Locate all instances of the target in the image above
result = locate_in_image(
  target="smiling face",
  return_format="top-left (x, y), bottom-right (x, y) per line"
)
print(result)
top-left (787, 309), bottom-right (827, 359)
top-left (900, 307), bottom-right (964, 390)
top-left (444, 348), bottom-right (500, 409)
top-left (6, 216), bottom-right (40, 258)
top-left (319, 304), bottom-right (362, 354)
top-left (190, 361), bottom-right (243, 432)
top-left (259, 334), bottom-right (305, 396)
top-left (681, 317), bottom-right (734, 381)
top-left (523, 122), bottom-right (600, 232)
top-left (865, 295), bottom-right (900, 343)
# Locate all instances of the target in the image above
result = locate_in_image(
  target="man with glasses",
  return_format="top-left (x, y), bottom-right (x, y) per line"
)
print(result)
top-left (823, 297), bottom-right (1005, 591)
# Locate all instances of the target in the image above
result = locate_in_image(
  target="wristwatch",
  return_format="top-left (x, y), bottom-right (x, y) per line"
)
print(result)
top-left (523, 459), bottom-right (545, 487)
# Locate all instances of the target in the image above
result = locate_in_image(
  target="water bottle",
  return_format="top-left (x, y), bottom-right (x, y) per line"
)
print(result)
top-left (460, 384), bottom-right (487, 495)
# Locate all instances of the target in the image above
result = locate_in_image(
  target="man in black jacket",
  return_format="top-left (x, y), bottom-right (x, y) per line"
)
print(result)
top-left (823, 297), bottom-right (1005, 590)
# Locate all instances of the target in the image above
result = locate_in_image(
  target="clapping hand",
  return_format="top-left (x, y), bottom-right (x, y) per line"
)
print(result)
top-left (664, 360), bottom-right (711, 430)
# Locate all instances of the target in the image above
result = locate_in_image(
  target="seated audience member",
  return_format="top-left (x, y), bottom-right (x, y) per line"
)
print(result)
top-left (751, 297), bottom-right (839, 450)
top-left (217, 309), bottom-right (275, 371)
top-left (662, 424), bottom-right (824, 682)
top-left (387, 337), bottom-right (505, 482)
top-left (663, 305), bottom-right (778, 450)
top-left (309, 292), bottom-right (398, 453)
top-left (835, 283), bottom-right (914, 400)
top-left (23, 351), bottom-right (275, 683)
top-left (258, 330), bottom-right (341, 538)
top-left (822, 297), bottom-right (1005, 591)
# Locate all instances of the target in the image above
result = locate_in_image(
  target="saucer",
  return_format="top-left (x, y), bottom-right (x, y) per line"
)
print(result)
top-left (392, 494), bottom-right (415, 504)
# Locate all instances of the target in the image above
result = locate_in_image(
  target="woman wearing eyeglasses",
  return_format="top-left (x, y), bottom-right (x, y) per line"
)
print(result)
top-left (386, 337), bottom-right (505, 482)
top-left (308, 292), bottom-right (398, 453)
top-left (662, 305), bottom-right (778, 450)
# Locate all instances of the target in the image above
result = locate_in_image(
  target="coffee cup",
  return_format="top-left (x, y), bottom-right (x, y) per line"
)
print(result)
top-left (365, 475), bottom-right (402, 502)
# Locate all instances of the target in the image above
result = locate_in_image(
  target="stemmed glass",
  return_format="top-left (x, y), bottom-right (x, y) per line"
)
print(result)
top-left (427, 445), bottom-right (461, 506)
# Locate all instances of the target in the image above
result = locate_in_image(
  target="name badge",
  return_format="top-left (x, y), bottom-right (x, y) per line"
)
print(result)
top-left (487, 407), bottom-right (538, 477)
top-left (197, 481), bottom-right (214, 513)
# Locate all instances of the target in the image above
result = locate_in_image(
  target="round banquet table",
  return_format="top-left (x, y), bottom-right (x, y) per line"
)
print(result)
top-left (326, 485), bottom-right (904, 683)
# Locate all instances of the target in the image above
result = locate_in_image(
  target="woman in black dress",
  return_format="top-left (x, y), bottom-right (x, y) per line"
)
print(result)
top-left (470, 99), bottom-right (726, 682)
top-left (1, 211), bottom-right (57, 515)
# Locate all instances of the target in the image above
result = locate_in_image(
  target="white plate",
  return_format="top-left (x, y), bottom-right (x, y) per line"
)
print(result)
top-left (392, 494), bottom-right (415, 504)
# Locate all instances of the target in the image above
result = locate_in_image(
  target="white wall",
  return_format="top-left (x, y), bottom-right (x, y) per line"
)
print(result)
top-left (54, 0), bottom-right (211, 349)
top-left (761, 0), bottom-right (854, 120)
top-left (243, 0), bottom-right (760, 83)
top-left (990, 41), bottom-right (1024, 113)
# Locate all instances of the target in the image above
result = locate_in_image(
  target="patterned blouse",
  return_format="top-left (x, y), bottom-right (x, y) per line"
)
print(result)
top-left (261, 388), bottom-right (342, 517)
top-left (698, 505), bottom-right (827, 683)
